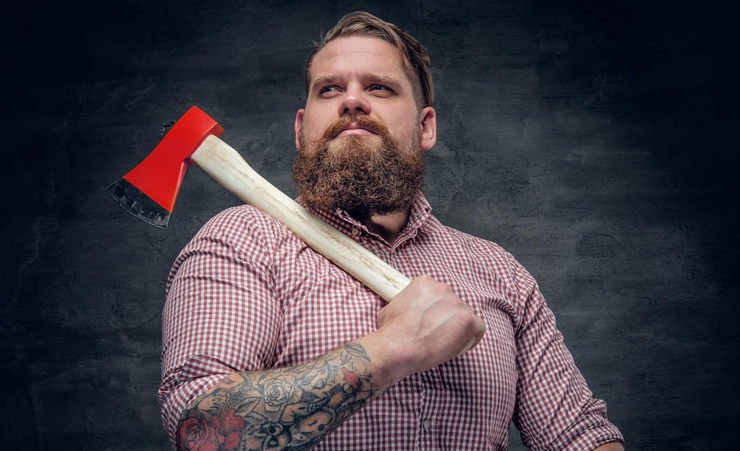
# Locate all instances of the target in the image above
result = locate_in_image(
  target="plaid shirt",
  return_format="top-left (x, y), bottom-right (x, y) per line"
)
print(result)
top-left (159, 193), bottom-right (623, 450)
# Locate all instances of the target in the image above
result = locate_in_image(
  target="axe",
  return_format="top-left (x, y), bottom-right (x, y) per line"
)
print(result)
top-left (108, 106), bottom-right (478, 352)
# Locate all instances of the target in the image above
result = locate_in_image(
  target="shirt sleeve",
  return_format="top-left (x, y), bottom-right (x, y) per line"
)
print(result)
top-left (508, 255), bottom-right (624, 450)
top-left (157, 207), bottom-right (283, 447)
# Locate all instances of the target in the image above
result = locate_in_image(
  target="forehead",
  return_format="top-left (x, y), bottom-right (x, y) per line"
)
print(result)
top-left (309, 36), bottom-right (411, 86)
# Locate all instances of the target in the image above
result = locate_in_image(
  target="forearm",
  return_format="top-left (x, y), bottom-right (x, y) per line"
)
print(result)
top-left (176, 340), bottom-right (392, 451)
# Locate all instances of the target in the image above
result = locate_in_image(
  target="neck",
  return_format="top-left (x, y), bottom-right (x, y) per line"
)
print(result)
top-left (361, 208), bottom-right (411, 246)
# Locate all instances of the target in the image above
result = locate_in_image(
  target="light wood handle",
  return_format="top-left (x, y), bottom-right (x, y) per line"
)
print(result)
top-left (191, 135), bottom-right (410, 302)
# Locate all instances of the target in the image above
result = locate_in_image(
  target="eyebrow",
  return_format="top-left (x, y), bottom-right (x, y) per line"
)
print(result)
top-left (310, 73), bottom-right (404, 94)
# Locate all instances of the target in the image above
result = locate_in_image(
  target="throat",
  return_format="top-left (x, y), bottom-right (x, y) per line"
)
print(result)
top-left (360, 209), bottom-right (410, 246)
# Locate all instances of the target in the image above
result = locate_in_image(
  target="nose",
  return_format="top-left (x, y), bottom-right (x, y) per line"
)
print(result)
top-left (338, 83), bottom-right (371, 117)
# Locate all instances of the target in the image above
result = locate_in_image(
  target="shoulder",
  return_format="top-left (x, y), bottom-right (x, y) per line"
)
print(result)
top-left (193, 205), bottom-right (295, 253)
top-left (200, 204), bottom-right (285, 236)
top-left (166, 205), bottom-right (295, 290)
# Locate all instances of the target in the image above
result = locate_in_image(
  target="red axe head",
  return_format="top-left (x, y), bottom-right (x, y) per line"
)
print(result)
top-left (107, 106), bottom-right (223, 228)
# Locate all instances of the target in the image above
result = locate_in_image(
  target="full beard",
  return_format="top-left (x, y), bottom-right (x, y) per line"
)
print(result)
top-left (293, 115), bottom-right (425, 220)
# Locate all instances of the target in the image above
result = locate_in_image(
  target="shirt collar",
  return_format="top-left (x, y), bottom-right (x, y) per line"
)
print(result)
top-left (297, 192), bottom-right (433, 246)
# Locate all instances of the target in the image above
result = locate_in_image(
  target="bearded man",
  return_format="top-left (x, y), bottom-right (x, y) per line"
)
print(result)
top-left (158, 11), bottom-right (624, 451)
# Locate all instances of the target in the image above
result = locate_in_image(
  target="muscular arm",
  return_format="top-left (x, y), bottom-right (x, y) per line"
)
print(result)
top-left (175, 275), bottom-right (486, 451)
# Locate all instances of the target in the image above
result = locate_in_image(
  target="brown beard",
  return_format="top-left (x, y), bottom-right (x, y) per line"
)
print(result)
top-left (293, 115), bottom-right (425, 220)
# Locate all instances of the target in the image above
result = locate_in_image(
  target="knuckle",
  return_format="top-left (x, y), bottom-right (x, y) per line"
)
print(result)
top-left (460, 311), bottom-right (477, 329)
top-left (432, 279), bottom-right (451, 295)
top-left (455, 308), bottom-right (482, 331)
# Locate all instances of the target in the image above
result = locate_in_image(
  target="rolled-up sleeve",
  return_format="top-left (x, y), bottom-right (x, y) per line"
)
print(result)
top-left (510, 256), bottom-right (624, 450)
top-left (157, 207), bottom-right (282, 447)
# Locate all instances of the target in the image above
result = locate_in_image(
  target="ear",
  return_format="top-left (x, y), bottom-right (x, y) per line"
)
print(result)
top-left (419, 106), bottom-right (437, 151)
top-left (294, 109), bottom-right (305, 151)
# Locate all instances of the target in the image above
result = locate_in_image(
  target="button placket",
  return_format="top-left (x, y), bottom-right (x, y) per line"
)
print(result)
top-left (418, 366), bottom-right (443, 449)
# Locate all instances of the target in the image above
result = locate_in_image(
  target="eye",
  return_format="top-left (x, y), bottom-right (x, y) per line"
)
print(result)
top-left (369, 84), bottom-right (395, 97)
top-left (369, 84), bottom-right (391, 91)
top-left (319, 85), bottom-right (340, 95)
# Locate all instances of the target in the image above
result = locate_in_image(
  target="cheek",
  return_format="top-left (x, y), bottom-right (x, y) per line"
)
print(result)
top-left (385, 107), bottom-right (420, 133)
top-left (303, 103), bottom-right (334, 126)
top-left (301, 115), bottom-right (330, 141)
top-left (391, 118), bottom-right (422, 150)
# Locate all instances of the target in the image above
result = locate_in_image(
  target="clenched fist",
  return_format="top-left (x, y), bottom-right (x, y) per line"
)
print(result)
top-left (368, 275), bottom-right (486, 384)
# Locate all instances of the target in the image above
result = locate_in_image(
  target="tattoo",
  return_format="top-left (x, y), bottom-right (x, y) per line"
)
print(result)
top-left (176, 343), bottom-right (381, 451)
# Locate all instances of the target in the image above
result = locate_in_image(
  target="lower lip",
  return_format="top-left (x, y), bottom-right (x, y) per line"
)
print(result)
top-left (337, 129), bottom-right (375, 137)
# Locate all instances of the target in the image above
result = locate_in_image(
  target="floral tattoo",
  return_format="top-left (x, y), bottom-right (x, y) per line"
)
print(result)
top-left (176, 343), bottom-right (381, 451)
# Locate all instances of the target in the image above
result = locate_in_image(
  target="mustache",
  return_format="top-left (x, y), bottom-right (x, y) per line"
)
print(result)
top-left (320, 115), bottom-right (392, 142)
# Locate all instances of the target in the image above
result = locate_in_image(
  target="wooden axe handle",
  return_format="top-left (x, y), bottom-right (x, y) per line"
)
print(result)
top-left (192, 134), bottom-right (410, 302)
top-left (192, 135), bottom-right (479, 355)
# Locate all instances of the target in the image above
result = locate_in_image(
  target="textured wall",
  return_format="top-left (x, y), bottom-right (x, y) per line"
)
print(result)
top-left (2, 0), bottom-right (738, 449)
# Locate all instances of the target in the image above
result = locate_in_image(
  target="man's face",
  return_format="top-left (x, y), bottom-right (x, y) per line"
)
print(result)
top-left (293, 36), bottom-right (437, 217)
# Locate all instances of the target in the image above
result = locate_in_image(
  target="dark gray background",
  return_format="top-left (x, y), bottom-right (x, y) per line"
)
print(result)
top-left (2, 0), bottom-right (738, 449)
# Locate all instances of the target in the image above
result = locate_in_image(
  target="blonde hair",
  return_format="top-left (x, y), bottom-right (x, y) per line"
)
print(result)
top-left (304, 11), bottom-right (434, 108)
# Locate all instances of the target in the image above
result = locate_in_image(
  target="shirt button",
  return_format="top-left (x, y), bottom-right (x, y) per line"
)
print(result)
top-left (423, 419), bottom-right (431, 431)
top-left (351, 228), bottom-right (360, 237)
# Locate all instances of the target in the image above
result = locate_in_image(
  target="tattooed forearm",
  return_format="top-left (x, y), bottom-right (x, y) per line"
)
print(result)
top-left (176, 343), bottom-right (383, 451)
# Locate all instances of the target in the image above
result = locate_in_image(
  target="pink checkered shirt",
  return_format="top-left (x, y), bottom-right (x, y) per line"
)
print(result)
top-left (159, 193), bottom-right (623, 450)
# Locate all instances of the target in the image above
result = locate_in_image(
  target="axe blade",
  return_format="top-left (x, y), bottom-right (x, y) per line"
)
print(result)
top-left (107, 177), bottom-right (171, 228)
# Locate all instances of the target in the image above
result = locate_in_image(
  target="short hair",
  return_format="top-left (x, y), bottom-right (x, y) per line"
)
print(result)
top-left (304, 11), bottom-right (434, 108)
